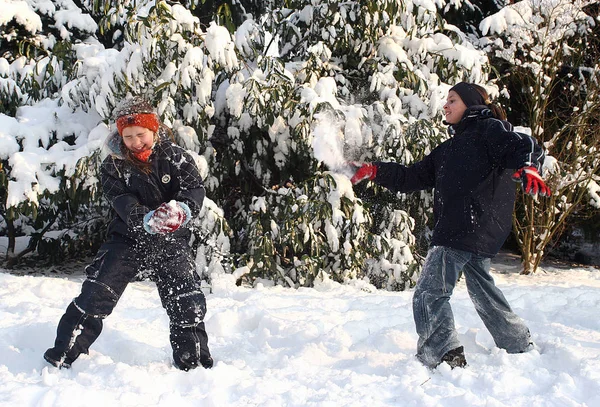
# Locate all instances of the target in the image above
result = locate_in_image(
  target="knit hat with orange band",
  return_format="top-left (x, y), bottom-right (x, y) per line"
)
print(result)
top-left (116, 113), bottom-right (159, 135)
top-left (113, 96), bottom-right (160, 135)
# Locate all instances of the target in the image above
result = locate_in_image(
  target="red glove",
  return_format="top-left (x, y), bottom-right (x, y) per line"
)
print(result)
top-left (144, 202), bottom-right (188, 234)
top-left (350, 163), bottom-right (377, 185)
top-left (512, 166), bottom-right (551, 197)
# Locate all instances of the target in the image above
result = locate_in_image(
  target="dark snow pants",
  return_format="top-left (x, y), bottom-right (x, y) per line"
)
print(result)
top-left (44, 236), bottom-right (211, 369)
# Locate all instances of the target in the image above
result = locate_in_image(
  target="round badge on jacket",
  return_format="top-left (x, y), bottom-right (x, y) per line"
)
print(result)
top-left (161, 174), bottom-right (171, 184)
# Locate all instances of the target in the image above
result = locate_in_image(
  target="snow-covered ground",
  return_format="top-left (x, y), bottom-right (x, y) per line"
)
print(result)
top-left (1, 254), bottom-right (599, 407)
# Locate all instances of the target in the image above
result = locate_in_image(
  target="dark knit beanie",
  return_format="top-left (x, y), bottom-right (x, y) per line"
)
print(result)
top-left (113, 96), bottom-right (160, 135)
top-left (449, 82), bottom-right (485, 107)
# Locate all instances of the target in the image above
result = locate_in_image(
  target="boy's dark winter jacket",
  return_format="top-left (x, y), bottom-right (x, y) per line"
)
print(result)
top-left (101, 129), bottom-right (205, 243)
top-left (373, 106), bottom-right (545, 258)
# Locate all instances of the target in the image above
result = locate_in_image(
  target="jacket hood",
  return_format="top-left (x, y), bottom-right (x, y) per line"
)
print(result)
top-left (106, 129), bottom-right (123, 157)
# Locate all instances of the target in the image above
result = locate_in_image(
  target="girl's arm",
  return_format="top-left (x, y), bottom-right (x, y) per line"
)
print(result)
top-left (372, 151), bottom-right (437, 193)
top-left (485, 120), bottom-right (545, 171)
top-left (100, 158), bottom-right (150, 230)
top-left (485, 120), bottom-right (550, 196)
top-left (172, 148), bottom-right (206, 218)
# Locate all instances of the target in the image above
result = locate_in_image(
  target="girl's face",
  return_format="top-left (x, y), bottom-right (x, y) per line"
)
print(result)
top-left (121, 126), bottom-right (155, 153)
top-left (443, 90), bottom-right (468, 124)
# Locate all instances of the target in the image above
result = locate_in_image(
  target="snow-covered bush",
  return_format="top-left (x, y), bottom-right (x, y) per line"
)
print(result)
top-left (478, 0), bottom-right (600, 273)
top-left (234, 173), bottom-right (416, 289)
top-left (0, 0), bottom-right (104, 265)
top-left (2, 0), bottom-right (498, 289)
top-left (0, 1), bottom-right (232, 272)
top-left (214, 0), bottom-right (491, 287)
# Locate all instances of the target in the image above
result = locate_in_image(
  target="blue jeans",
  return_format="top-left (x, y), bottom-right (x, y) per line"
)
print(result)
top-left (413, 246), bottom-right (531, 367)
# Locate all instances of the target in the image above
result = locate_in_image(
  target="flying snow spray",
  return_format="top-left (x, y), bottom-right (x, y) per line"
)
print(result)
top-left (311, 114), bottom-right (356, 178)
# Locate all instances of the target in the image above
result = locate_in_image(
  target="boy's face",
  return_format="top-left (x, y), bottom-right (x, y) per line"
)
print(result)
top-left (443, 90), bottom-right (468, 124)
top-left (121, 126), bottom-right (155, 153)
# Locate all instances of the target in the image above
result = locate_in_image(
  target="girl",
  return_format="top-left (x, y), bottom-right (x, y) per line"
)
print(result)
top-left (44, 97), bottom-right (213, 371)
top-left (351, 82), bottom-right (550, 369)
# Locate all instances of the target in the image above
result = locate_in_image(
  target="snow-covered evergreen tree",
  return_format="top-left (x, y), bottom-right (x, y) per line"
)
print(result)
top-left (0, 1), bottom-right (232, 271)
top-left (6, 0), bottom-right (589, 285)
top-left (0, 0), bottom-right (105, 265)
top-left (477, 0), bottom-right (600, 273)
top-left (209, 0), bottom-right (492, 287)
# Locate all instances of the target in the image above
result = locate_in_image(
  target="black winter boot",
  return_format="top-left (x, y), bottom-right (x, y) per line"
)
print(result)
top-left (171, 323), bottom-right (212, 371)
top-left (44, 302), bottom-right (103, 369)
top-left (173, 351), bottom-right (214, 371)
top-left (440, 346), bottom-right (467, 369)
top-left (43, 348), bottom-right (74, 369)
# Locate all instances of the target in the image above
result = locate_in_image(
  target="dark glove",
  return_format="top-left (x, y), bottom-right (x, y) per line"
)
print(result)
top-left (512, 166), bottom-right (551, 197)
top-left (350, 163), bottom-right (377, 185)
top-left (143, 201), bottom-right (191, 234)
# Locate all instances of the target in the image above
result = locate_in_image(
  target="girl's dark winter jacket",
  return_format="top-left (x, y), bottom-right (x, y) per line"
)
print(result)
top-left (101, 130), bottom-right (205, 243)
top-left (373, 106), bottom-right (545, 258)
top-left (43, 130), bottom-right (210, 370)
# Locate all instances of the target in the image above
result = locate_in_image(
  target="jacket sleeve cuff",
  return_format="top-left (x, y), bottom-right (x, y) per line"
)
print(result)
top-left (177, 201), bottom-right (192, 226)
top-left (143, 210), bottom-right (156, 234)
